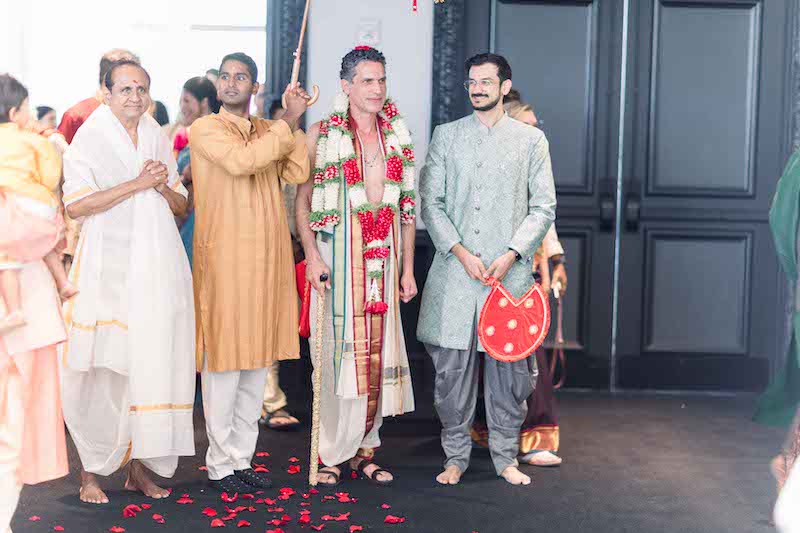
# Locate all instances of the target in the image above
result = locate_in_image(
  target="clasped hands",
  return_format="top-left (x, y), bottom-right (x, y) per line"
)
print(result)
top-left (134, 160), bottom-right (170, 193)
top-left (454, 246), bottom-right (517, 286)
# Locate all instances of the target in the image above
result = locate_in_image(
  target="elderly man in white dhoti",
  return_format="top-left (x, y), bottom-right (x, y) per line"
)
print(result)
top-left (59, 60), bottom-right (196, 504)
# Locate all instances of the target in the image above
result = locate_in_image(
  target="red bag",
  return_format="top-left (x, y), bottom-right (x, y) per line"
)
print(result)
top-left (478, 277), bottom-right (550, 363)
top-left (296, 260), bottom-right (311, 338)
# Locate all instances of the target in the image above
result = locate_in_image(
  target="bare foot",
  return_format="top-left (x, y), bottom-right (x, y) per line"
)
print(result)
top-left (125, 460), bottom-right (170, 499)
top-left (500, 466), bottom-right (531, 486)
top-left (0, 311), bottom-right (26, 335)
top-left (59, 284), bottom-right (79, 302)
top-left (79, 470), bottom-right (109, 504)
top-left (435, 465), bottom-right (463, 485)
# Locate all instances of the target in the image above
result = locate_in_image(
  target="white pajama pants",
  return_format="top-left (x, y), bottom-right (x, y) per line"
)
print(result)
top-left (201, 360), bottom-right (269, 481)
top-left (776, 461), bottom-right (800, 533)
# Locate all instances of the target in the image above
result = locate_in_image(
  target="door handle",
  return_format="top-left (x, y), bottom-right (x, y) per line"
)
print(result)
top-left (599, 178), bottom-right (616, 231)
top-left (624, 178), bottom-right (641, 232)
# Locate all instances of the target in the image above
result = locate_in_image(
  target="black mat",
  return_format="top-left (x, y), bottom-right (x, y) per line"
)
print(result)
top-left (12, 388), bottom-right (784, 533)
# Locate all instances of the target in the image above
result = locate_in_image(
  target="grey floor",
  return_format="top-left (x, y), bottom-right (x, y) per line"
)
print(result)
top-left (12, 391), bottom-right (786, 533)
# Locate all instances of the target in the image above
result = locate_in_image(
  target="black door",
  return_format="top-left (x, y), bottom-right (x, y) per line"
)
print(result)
top-left (447, 0), bottom-right (792, 390)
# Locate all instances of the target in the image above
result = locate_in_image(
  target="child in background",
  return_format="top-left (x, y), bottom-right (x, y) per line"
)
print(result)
top-left (0, 74), bottom-right (77, 334)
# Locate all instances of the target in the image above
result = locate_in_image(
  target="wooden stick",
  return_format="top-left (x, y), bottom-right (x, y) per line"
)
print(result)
top-left (308, 284), bottom-right (326, 486)
top-left (284, 0), bottom-right (319, 108)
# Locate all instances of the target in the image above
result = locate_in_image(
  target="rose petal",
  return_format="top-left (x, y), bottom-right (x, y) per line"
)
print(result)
top-left (202, 508), bottom-right (218, 517)
top-left (299, 510), bottom-right (311, 515)
top-left (198, 465), bottom-right (209, 471)
top-left (311, 525), bottom-right (325, 531)
top-left (110, 527), bottom-right (126, 533)
top-left (267, 507), bottom-right (285, 513)
top-left (280, 514), bottom-right (292, 523)
top-left (300, 502), bottom-right (311, 507)
top-left (222, 514), bottom-right (237, 521)
top-left (302, 493), bottom-right (310, 499)
top-left (255, 452), bottom-right (270, 457)
top-left (247, 506), bottom-right (256, 512)
top-left (289, 457), bottom-right (300, 463)
top-left (123, 504), bottom-right (142, 518)
top-left (268, 519), bottom-right (283, 526)
top-left (29, 516), bottom-right (41, 521)
top-left (384, 515), bottom-right (406, 524)
top-left (140, 503), bottom-right (152, 510)
top-left (309, 488), bottom-right (320, 494)
top-left (221, 492), bottom-right (238, 503)
top-left (152, 514), bottom-right (165, 524)
top-left (54, 527), bottom-right (65, 531)
top-left (337, 513), bottom-right (351, 521)
top-left (298, 515), bottom-right (311, 525)
top-left (267, 529), bottom-right (285, 533)
top-left (253, 467), bottom-right (269, 473)
top-left (350, 470), bottom-right (358, 479)
top-left (234, 506), bottom-right (247, 513)
top-left (321, 515), bottom-right (335, 521)
top-left (240, 493), bottom-right (255, 500)
top-left (210, 518), bottom-right (225, 527)
top-left (279, 487), bottom-right (296, 496)
top-left (323, 495), bottom-right (335, 501)
top-left (382, 504), bottom-right (392, 509)
top-left (236, 520), bottom-right (251, 528)
top-left (350, 527), bottom-right (364, 533)
top-left (176, 497), bottom-right (194, 504)
top-left (264, 498), bottom-right (277, 505)
top-left (287, 465), bottom-right (301, 474)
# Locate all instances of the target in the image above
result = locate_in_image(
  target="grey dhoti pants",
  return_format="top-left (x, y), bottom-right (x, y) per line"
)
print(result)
top-left (425, 329), bottom-right (537, 475)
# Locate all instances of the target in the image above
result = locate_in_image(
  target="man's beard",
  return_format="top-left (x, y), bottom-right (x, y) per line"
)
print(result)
top-left (471, 93), bottom-right (501, 112)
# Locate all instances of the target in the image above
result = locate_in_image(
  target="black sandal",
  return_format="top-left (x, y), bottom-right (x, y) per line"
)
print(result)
top-left (316, 464), bottom-right (348, 487)
top-left (260, 408), bottom-right (301, 431)
top-left (355, 459), bottom-right (393, 487)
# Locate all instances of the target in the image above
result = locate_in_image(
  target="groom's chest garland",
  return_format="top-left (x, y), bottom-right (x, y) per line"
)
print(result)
top-left (309, 93), bottom-right (416, 314)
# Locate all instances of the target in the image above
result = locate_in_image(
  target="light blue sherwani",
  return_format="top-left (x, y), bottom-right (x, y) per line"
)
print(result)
top-left (417, 112), bottom-right (556, 352)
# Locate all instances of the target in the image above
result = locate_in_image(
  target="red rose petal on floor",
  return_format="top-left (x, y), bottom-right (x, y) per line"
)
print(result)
top-left (29, 516), bottom-right (41, 521)
top-left (299, 510), bottom-right (311, 515)
top-left (280, 514), bottom-right (292, 523)
top-left (382, 504), bottom-right (391, 509)
top-left (236, 520), bottom-right (251, 528)
top-left (222, 514), bottom-right (237, 521)
top-left (235, 506), bottom-right (247, 513)
top-left (337, 513), bottom-right (351, 521)
top-left (253, 467), bottom-right (269, 473)
top-left (321, 515), bottom-right (335, 521)
top-left (54, 527), bottom-right (65, 531)
top-left (202, 508), bottom-right (218, 517)
top-left (289, 457), bottom-right (300, 463)
top-left (350, 527), bottom-right (364, 533)
top-left (309, 488), bottom-right (320, 494)
top-left (278, 495), bottom-right (290, 501)
top-left (152, 514), bottom-right (165, 524)
top-left (141, 503), bottom-right (152, 510)
top-left (176, 497), bottom-right (194, 504)
top-left (350, 498), bottom-right (358, 503)
top-left (199, 466), bottom-right (209, 471)
top-left (268, 519), bottom-right (282, 526)
top-left (287, 465), bottom-right (301, 474)
top-left (255, 452), bottom-right (270, 457)
top-left (279, 487), bottom-right (296, 496)
top-left (298, 515), bottom-right (311, 525)
top-left (264, 498), bottom-right (277, 505)
top-left (210, 518), bottom-right (225, 527)
top-left (123, 504), bottom-right (142, 518)
top-left (221, 492), bottom-right (238, 503)
top-left (266, 529), bottom-right (285, 533)
top-left (247, 506), bottom-right (257, 512)
top-left (384, 515), bottom-right (406, 524)
top-left (110, 527), bottom-right (126, 533)
top-left (311, 525), bottom-right (325, 531)
top-left (240, 493), bottom-right (255, 500)
top-left (267, 507), bottom-right (284, 513)
top-left (256, 491), bottom-right (264, 495)
top-left (300, 502), bottom-right (311, 507)
top-left (302, 493), bottom-right (310, 499)
top-left (323, 495), bottom-right (335, 501)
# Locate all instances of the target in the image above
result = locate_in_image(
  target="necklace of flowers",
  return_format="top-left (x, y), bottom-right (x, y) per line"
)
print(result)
top-left (309, 92), bottom-right (416, 314)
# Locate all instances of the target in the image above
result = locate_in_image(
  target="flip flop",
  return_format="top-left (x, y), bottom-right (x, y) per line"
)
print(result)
top-left (355, 459), bottom-right (393, 487)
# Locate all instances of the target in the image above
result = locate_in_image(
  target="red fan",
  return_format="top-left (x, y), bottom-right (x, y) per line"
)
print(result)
top-left (478, 277), bottom-right (550, 363)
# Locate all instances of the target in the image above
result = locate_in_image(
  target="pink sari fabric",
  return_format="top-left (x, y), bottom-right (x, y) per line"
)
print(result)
top-left (0, 260), bottom-right (68, 486)
top-left (0, 191), bottom-right (64, 263)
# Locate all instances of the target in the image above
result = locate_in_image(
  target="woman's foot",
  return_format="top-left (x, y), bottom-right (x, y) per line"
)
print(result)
top-left (79, 470), bottom-right (109, 504)
top-left (500, 466), bottom-right (531, 486)
top-left (125, 460), bottom-right (170, 499)
top-left (521, 450), bottom-right (562, 467)
top-left (59, 283), bottom-right (79, 302)
top-left (435, 465), bottom-right (463, 486)
top-left (0, 310), bottom-right (26, 335)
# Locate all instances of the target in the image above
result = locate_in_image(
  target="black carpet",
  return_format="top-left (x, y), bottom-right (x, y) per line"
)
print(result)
top-left (11, 376), bottom-right (785, 533)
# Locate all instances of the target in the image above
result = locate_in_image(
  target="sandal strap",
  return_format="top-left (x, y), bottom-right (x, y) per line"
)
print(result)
top-left (355, 460), bottom-right (391, 481)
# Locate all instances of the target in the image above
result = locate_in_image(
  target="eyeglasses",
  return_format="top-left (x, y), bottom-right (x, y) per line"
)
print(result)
top-left (463, 79), bottom-right (498, 91)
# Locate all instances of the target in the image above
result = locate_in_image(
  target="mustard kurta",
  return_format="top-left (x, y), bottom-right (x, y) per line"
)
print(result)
top-left (190, 107), bottom-right (309, 372)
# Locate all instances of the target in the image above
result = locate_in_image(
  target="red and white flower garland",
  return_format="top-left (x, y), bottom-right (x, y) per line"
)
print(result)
top-left (309, 92), bottom-right (416, 314)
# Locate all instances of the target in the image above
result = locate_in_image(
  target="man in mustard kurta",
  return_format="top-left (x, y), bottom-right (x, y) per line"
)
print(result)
top-left (190, 52), bottom-right (310, 493)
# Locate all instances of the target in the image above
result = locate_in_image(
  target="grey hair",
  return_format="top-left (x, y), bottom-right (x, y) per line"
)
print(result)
top-left (339, 47), bottom-right (386, 82)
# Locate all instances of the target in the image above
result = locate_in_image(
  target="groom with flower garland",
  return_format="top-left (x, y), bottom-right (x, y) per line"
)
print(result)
top-left (296, 46), bottom-right (417, 487)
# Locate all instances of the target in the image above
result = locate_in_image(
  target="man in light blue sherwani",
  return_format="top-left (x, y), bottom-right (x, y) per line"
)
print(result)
top-left (418, 53), bottom-right (556, 486)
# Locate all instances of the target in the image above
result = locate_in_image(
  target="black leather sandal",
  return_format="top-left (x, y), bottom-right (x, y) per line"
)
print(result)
top-left (355, 459), bottom-right (393, 487)
top-left (316, 464), bottom-right (348, 487)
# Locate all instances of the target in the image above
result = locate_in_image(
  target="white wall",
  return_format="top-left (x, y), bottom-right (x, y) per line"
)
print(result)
top-left (0, 0), bottom-right (267, 124)
top-left (306, 0), bottom-right (434, 161)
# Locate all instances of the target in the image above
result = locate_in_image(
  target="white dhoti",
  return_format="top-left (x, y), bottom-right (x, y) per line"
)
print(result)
top-left (310, 203), bottom-right (414, 467)
top-left (201, 360), bottom-right (269, 480)
top-left (59, 105), bottom-right (196, 478)
top-left (776, 460), bottom-right (800, 533)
